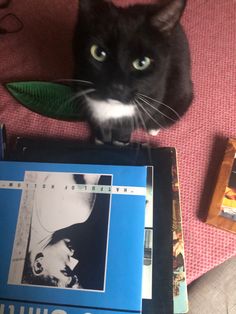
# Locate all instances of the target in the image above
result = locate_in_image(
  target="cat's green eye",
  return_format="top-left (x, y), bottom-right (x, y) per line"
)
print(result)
top-left (132, 57), bottom-right (152, 71)
top-left (90, 44), bottom-right (107, 62)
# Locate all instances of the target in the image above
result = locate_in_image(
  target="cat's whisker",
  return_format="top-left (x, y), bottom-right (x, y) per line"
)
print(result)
top-left (132, 101), bottom-right (142, 130)
top-left (75, 88), bottom-right (96, 98)
top-left (133, 100), bottom-right (148, 134)
top-left (41, 90), bottom-right (81, 115)
top-left (136, 109), bottom-right (150, 141)
top-left (135, 99), bottom-right (167, 130)
top-left (54, 79), bottom-right (94, 85)
top-left (109, 121), bottom-right (113, 144)
top-left (37, 85), bottom-right (94, 115)
top-left (137, 92), bottom-right (181, 120)
top-left (133, 114), bottom-right (144, 158)
top-left (131, 108), bottom-right (140, 135)
top-left (56, 88), bottom-right (95, 116)
top-left (137, 95), bottom-right (177, 123)
top-left (134, 114), bottom-right (140, 134)
top-left (133, 100), bottom-right (152, 162)
top-left (130, 114), bottom-right (135, 135)
top-left (67, 88), bottom-right (96, 104)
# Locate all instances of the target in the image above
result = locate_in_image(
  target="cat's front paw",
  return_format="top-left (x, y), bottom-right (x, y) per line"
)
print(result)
top-left (94, 137), bottom-right (130, 146)
top-left (112, 140), bottom-right (130, 146)
top-left (94, 137), bottom-right (105, 145)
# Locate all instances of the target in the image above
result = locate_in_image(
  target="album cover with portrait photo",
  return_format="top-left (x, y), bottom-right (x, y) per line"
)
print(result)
top-left (0, 161), bottom-right (147, 314)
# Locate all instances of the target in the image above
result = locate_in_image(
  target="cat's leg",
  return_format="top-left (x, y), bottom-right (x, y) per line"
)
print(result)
top-left (93, 118), bottom-right (133, 145)
top-left (93, 126), bottom-right (131, 145)
top-left (112, 120), bottom-right (132, 145)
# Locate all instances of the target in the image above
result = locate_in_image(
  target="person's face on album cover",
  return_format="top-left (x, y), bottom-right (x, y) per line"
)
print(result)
top-left (32, 239), bottom-right (79, 288)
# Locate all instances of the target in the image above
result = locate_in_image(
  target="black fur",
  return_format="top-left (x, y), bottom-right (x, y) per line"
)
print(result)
top-left (73, 0), bottom-right (193, 143)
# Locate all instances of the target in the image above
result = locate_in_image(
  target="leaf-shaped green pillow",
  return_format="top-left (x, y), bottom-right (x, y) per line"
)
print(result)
top-left (5, 81), bottom-right (85, 121)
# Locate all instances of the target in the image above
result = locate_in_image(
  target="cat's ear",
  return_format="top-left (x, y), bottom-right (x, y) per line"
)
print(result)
top-left (151, 0), bottom-right (187, 34)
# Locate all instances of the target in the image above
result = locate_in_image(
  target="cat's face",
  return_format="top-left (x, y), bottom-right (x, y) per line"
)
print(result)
top-left (73, 0), bottom-right (189, 141)
top-left (76, 3), bottom-right (170, 101)
top-left (74, 1), bottom-right (174, 101)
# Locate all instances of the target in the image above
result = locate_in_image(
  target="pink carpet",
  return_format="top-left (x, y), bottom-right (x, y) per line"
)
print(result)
top-left (1, 0), bottom-right (236, 284)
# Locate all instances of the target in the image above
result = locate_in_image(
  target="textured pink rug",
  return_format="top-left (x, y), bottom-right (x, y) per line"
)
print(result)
top-left (1, 0), bottom-right (236, 284)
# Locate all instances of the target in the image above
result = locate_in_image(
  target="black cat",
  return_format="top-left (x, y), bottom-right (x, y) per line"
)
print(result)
top-left (73, 0), bottom-right (193, 143)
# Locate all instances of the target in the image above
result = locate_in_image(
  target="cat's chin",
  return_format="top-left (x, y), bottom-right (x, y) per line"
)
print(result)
top-left (85, 96), bottom-right (136, 123)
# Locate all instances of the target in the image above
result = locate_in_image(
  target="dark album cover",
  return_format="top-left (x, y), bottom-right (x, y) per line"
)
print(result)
top-left (8, 137), bottom-right (175, 314)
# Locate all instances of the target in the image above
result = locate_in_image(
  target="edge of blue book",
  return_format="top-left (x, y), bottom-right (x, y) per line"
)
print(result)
top-left (0, 160), bottom-right (147, 314)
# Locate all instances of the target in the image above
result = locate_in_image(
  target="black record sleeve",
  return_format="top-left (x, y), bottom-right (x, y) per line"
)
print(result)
top-left (9, 138), bottom-right (174, 314)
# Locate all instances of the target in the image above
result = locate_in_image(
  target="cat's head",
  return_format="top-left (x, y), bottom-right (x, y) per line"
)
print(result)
top-left (74, 0), bottom-right (187, 106)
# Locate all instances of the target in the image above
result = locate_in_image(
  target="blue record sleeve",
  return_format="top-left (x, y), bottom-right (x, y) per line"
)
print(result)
top-left (0, 161), bottom-right (147, 314)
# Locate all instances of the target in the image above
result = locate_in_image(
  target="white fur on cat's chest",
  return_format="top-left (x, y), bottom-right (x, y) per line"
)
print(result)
top-left (86, 97), bottom-right (136, 123)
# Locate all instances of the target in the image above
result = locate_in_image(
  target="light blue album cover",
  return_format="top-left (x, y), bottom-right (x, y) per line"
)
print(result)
top-left (0, 161), bottom-right (147, 313)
